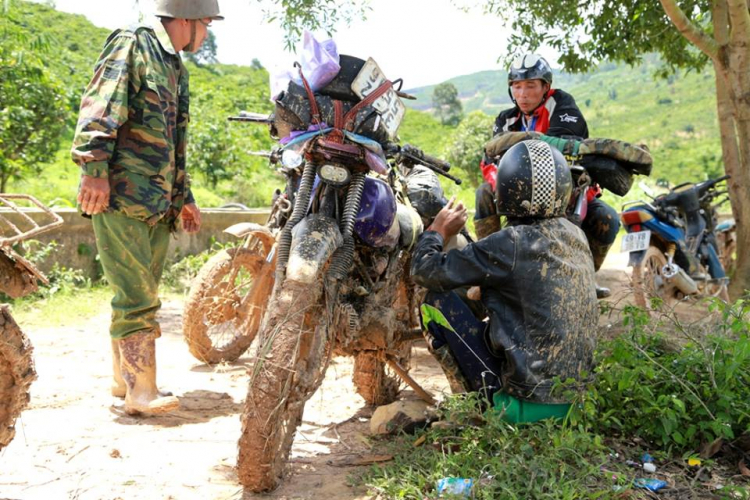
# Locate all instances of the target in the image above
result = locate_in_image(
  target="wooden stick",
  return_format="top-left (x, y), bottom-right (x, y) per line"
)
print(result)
top-left (386, 356), bottom-right (437, 407)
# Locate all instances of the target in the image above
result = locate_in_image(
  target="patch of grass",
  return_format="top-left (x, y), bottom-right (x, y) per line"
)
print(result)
top-left (11, 285), bottom-right (112, 328)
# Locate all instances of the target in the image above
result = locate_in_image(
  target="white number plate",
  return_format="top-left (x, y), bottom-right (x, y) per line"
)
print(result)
top-left (620, 230), bottom-right (651, 253)
top-left (351, 57), bottom-right (406, 140)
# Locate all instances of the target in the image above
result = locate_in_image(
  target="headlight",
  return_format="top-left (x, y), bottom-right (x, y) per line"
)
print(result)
top-left (319, 164), bottom-right (351, 186)
top-left (281, 149), bottom-right (304, 169)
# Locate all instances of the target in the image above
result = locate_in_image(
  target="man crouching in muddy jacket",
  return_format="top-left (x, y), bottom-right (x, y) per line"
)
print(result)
top-left (411, 140), bottom-right (597, 422)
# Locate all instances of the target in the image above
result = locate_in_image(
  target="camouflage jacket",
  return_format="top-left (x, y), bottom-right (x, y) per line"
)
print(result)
top-left (71, 20), bottom-right (193, 227)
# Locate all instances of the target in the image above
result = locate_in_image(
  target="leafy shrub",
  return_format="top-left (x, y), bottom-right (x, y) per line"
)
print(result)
top-left (571, 303), bottom-right (750, 452)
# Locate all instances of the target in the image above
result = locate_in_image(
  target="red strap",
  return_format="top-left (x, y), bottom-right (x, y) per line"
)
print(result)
top-left (297, 65), bottom-right (321, 126)
top-left (333, 100), bottom-right (344, 129)
top-left (343, 80), bottom-right (393, 130)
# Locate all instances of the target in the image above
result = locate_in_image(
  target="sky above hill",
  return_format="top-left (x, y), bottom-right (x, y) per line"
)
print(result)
top-left (32, 0), bottom-right (560, 88)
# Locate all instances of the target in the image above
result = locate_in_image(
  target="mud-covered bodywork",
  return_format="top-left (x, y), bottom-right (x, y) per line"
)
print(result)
top-left (287, 215), bottom-right (343, 283)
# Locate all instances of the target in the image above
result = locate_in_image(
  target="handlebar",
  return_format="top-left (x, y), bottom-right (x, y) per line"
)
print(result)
top-left (395, 144), bottom-right (461, 185)
top-left (697, 174), bottom-right (730, 197)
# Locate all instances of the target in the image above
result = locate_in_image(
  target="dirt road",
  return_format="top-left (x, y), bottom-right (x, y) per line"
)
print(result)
top-left (0, 299), bottom-right (450, 500)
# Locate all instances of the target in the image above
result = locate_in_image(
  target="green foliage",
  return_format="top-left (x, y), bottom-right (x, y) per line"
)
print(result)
top-left (406, 57), bottom-right (723, 186)
top-left (483, 0), bottom-right (709, 75)
top-left (0, 4), bottom-right (69, 191)
top-left (432, 82), bottom-right (463, 126)
top-left (569, 302), bottom-right (750, 452)
top-left (445, 111), bottom-right (493, 189)
top-left (254, 0), bottom-right (371, 51)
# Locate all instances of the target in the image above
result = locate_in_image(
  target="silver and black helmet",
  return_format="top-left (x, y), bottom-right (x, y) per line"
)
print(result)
top-left (508, 53), bottom-right (553, 85)
top-left (495, 140), bottom-right (571, 218)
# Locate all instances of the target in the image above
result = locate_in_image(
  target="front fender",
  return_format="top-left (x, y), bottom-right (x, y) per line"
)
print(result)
top-left (286, 215), bottom-right (343, 284)
top-left (224, 223), bottom-right (276, 255)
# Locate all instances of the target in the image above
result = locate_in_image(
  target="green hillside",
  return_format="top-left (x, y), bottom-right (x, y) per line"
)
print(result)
top-left (406, 58), bottom-right (723, 185)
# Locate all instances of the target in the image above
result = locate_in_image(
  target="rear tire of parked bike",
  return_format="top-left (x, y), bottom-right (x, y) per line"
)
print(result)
top-left (353, 343), bottom-right (412, 406)
top-left (632, 245), bottom-right (679, 310)
top-left (0, 306), bottom-right (36, 451)
top-left (183, 248), bottom-right (268, 364)
top-left (237, 278), bottom-right (329, 492)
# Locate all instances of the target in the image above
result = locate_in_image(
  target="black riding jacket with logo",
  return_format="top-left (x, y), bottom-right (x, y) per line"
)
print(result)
top-left (493, 89), bottom-right (589, 139)
top-left (411, 218), bottom-right (598, 403)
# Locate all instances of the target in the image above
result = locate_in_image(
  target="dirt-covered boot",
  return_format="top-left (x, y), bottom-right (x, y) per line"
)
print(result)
top-left (119, 331), bottom-right (179, 416)
top-left (474, 216), bottom-right (501, 240)
top-left (111, 339), bottom-right (126, 398)
top-left (112, 338), bottom-right (172, 399)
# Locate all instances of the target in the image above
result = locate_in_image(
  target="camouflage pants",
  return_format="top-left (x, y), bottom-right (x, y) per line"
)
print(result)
top-left (473, 182), bottom-right (620, 270)
top-left (92, 212), bottom-right (169, 340)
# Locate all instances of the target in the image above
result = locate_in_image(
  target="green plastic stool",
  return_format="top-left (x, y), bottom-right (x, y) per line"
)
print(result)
top-left (493, 392), bottom-right (571, 424)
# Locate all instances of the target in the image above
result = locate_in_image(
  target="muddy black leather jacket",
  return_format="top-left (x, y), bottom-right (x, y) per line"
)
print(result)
top-left (411, 217), bottom-right (598, 403)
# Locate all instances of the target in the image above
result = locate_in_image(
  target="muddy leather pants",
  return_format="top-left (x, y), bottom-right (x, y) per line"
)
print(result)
top-left (92, 212), bottom-right (170, 340)
top-left (473, 182), bottom-right (619, 270)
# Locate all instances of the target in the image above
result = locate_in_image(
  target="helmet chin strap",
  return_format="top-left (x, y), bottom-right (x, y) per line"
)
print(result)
top-left (185, 20), bottom-right (198, 52)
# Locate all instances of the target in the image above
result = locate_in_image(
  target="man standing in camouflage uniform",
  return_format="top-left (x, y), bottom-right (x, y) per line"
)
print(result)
top-left (71, 0), bottom-right (223, 416)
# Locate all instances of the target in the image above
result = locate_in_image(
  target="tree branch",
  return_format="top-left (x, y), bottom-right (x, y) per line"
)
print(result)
top-left (726, 0), bottom-right (750, 44)
top-left (659, 0), bottom-right (720, 60)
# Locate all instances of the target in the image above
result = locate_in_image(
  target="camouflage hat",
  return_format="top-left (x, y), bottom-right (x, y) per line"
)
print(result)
top-left (154, 0), bottom-right (224, 20)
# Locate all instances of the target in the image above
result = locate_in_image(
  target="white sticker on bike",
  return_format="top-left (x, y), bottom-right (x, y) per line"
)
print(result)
top-left (351, 58), bottom-right (405, 140)
top-left (621, 230), bottom-right (651, 253)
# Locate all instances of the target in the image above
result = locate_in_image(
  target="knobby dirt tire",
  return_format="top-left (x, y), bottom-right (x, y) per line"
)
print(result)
top-left (237, 279), bottom-right (329, 492)
top-left (353, 343), bottom-right (412, 406)
top-left (0, 305), bottom-right (36, 451)
top-left (183, 248), bottom-right (270, 364)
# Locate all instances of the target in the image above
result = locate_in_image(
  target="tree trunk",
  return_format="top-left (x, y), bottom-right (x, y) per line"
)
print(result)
top-left (711, 1), bottom-right (746, 298)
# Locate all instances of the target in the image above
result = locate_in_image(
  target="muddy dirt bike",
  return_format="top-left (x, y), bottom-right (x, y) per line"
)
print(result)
top-left (621, 175), bottom-right (733, 308)
top-left (217, 57), bottom-right (464, 492)
top-left (0, 194), bottom-right (62, 451)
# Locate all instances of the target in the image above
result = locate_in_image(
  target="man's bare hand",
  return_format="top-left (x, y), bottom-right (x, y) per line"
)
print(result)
top-left (429, 195), bottom-right (468, 242)
top-left (78, 175), bottom-right (110, 215)
top-left (181, 203), bottom-right (201, 234)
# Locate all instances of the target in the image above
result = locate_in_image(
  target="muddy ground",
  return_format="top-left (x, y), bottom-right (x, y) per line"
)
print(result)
top-left (0, 254), bottom-right (657, 500)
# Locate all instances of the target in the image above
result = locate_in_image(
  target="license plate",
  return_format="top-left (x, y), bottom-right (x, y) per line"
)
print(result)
top-left (621, 230), bottom-right (651, 253)
top-left (351, 58), bottom-right (405, 140)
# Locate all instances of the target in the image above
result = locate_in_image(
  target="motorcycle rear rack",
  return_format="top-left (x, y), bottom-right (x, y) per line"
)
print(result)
top-left (0, 194), bottom-right (64, 247)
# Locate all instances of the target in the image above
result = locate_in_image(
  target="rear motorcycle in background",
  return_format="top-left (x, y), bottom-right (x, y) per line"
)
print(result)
top-left (621, 176), bottom-right (733, 308)
top-left (0, 195), bottom-right (62, 451)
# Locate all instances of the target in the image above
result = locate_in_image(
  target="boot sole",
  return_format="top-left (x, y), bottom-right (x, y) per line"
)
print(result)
top-left (124, 397), bottom-right (180, 416)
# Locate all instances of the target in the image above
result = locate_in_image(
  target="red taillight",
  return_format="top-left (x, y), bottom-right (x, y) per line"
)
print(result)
top-left (631, 224), bottom-right (642, 232)
top-left (621, 211), bottom-right (645, 226)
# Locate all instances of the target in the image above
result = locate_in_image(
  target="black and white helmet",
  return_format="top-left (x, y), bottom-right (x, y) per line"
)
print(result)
top-left (508, 53), bottom-right (553, 86)
top-left (495, 140), bottom-right (571, 218)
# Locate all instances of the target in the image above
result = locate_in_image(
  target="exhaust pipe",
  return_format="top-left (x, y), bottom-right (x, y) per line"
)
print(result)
top-left (662, 263), bottom-right (698, 295)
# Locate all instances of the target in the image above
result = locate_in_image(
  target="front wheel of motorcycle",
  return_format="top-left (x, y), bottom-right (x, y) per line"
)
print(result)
top-left (632, 245), bottom-right (680, 310)
top-left (0, 305), bottom-right (36, 451)
top-left (237, 277), bottom-right (330, 492)
top-left (183, 247), bottom-right (273, 364)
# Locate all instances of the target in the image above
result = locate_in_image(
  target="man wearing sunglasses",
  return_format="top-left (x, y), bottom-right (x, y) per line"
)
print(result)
top-left (474, 53), bottom-right (619, 299)
top-left (71, 0), bottom-right (223, 416)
